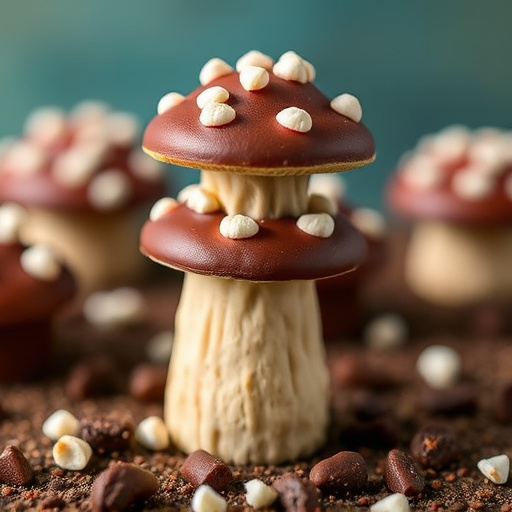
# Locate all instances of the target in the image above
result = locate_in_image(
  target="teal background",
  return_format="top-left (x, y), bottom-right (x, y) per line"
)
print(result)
top-left (1, 0), bottom-right (511, 212)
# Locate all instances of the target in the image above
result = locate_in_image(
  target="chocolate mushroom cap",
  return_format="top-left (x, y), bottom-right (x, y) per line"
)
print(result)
top-left (143, 71), bottom-right (375, 176)
top-left (140, 204), bottom-right (366, 281)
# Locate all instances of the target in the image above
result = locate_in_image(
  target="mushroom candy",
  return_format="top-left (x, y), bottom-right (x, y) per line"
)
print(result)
top-left (308, 174), bottom-right (387, 340)
top-left (0, 203), bottom-right (75, 382)
top-left (387, 126), bottom-right (512, 308)
top-left (140, 51), bottom-right (375, 464)
top-left (0, 102), bottom-right (166, 292)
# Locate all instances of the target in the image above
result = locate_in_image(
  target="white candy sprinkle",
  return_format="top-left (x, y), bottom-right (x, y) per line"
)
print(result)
top-left (296, 213), bottom-right (334, 238)
top-left (106, 112), bottom-right (140, 147)
top-left (307, 193), bottom-right (338, 216)
top-left (370, 493), bottom-right (411, 512)
top-left (302, 59), bottom-right (316, 82)
top-left (244, 479), bottom-right (278, 509)
top-left (350, 208), bottom-right (386, 239)
top-left (83, 287), bottom-right (145, 328)
top-left (363, 313), bottom-right (408, 351)
top-left (157, 92), bottom-right (185, 115)
top-left (53, 435), bottom-right (93, 471)
top-left (199, 58), bottom-right (233, 86)
top-left (87, 169), bottom-right (131, 210)
top-left (135, 416), bottom-right (170, 451)
top-left (236, 50), bottom-right (274, 71)
top-left (42, 410), bottom-right (80, 441)
top-left (219, 214), bottom-right (259, 239)
top-left (128, 149), bottom-right (164, 182)
top-left (146, 330), bottom-right (174, 364)
top-left (452, 171), bottom-right (495, 200)
top-left (239, 66), bottom-right (269, 91)
top-left (196, 87), bottom-right (230, 109)
top-left (191, 485), bottom-right (227, 512)
top-left (273, 53), bottom-right (308, 83)
top-left (149, 197), bottom-right (179, 222)
top-left (401, 155), bottom-right (444, 190)
top-left (186, 187), bottom-right (221, 214)
top-left (20, 244), bottom-right (61, 281)
top-left (199, 102), bottom-right (236, 127)
top-left (0, 202), bottom-right (28, 244)
top-left (177, 184), bottom-right (201, 204)
top-left (308, 174), bottom-right (346, 204)
top-left (429, 126), bottom-right (470, 165)
top-left (276, 107), bottom-right (312, 133)
top-left (330, 94), bottom-right (363, 122)
top-left (416, 345), bottom-right (461, 389)
top-left (70, 100), bottom-right (110, 125)
top-left (24, 107), bottom-right (67, 147)
top-left (3, 141), bottom-right (46, 175)
top-left (477, 454), bottom-right (510, 484)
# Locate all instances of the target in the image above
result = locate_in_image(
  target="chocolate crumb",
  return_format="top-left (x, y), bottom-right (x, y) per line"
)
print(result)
top-left (179, 449), bottom-right (233, 491)
top-left (79, 416), bottom-right (134, 454)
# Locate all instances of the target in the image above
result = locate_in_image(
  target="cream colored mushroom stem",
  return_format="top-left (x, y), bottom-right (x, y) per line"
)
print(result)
top-left (405, 220), bottom-right (512, 307)
top-left (165, 170), bottom-right (329, 465)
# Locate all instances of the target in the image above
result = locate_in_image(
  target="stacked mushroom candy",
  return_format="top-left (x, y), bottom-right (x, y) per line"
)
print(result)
top-left (0, 203), bottom-right (75, 382)
top-left (388, 126), bottom-right (512, 310)
top-left (140, 50), bottom-right (375, 464)
top-left (0, 102), bottom-right (166, 292)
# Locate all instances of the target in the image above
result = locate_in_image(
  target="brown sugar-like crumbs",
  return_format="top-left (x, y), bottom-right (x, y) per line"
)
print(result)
top-left (79, 416), bottom-right (134, 454)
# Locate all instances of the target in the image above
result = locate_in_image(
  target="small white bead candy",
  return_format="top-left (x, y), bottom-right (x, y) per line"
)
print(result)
top-left (199, 102), bottom-right (236, 127)
top-left (273, 53), bottom-right (308, 83)
top-left (157, 92), bottom-right (185, 115)
top-left (401, 155), bottom-right (443, 190)
top-left (145, 330), bottom-right (174, 364)
top-left (302, 59), bottom-right (316, 82)
top-left (106, 112), bottom-right (140, 147)
top-left (186, 187), bottom-right (221, 214)
top-left (3, 141), bottom-right (46, 175)
top-left (477, 454), bottom-right (510, 484)
top-left (196, 87), bottom-right (230, 109)
top-left (20, 244), bottom-right (61, 281)
top-left (276, 107), bottom-right (312, 133)
top-left (296, 213), bottom-right (335, 238)
top-left (128, 149), bottom-right (164, 182)
top-left (149, 197), bottom-right (179, 222)
top-left (70, 100), bottom-right (110, 125)
top-left (177, 184), bottom-right (200, 204)
top-left (244, 479), bottom-right (278, 509)
top-left (350, 208), bottom-right (386, 239)
top-left (236, 50), bottom-right (274, 71)
top-left (42, 410), bottom-right (80, 441)
top-left (330, 93), bottom-right (363, 122)
top-left (416, 344), bottom-right (461, 389)
top-left (199, 58), bottom-right (233, 86)
top-left (219, 214), bottom-right (259, 239)
top-left (53, 435), bottom-right (93, 471)
top-left (239, 66), bottom-right (269, 91)
top-left (135, 416), bottom-right (170, 451)
top-left (307, 193), bottom-right (338, 216)
top-left (24, 107), bottom-right (67, 147)
top-left (363, 313), bottom-right (408, 351)
top-left (370, 493), bottom-right (411, 512)
top-left (452, 170), bottom-right (494, 200)
top-left (87, 169), bottom-right (131, 210)
top-left (0, 202), bottom-right (28, 244)
top-left (191, 485), bottom-right (227, 512)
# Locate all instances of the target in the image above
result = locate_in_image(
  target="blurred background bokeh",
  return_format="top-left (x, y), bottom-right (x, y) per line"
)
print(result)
top-left (1, 0), bottom-right (511, 212)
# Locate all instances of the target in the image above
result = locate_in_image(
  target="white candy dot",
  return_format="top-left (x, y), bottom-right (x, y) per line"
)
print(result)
top-left (191, 485), bottom-right (227, 512)
top-left (105, 112), bottom-right (140, 147)
top-left (87, 169), bottom-right (131, 210)
top-left (199, 102), bottom-right (236, 127)
top-left (239, 66), bottom-right (269, 91)
top-left (273, 53), bottom-right (308, 83)
top-left (128, 149), bottom-right (164, 182)
top-left (370, 493), bottom-right (411, 512)
top-left (363, 313), bottom-right (408, 351)
top-left (401, 155), bottom-right (444, 190)
top-left (135, 416), bottom-right (170, 451)
top-left (199, 58), bottom-right (233, 86)
top-left (24, 107), bottom-right (67, 147)
top-left (157, 92), bottom-right (185, 115)
top-left (42, 410), bottom-right (80, 441)
top-left (53, 435), bottom-right (93, 471)
top-left (196, 87), bottom-right (230, 109)
top-left (452, 171), bottom-right (495, 200)
top-left (3, 141), bottom-right (46, 175)
top-left (244, 479), bottom-right (278, 509)
top-left (416, 345), bottom-right (461, 389)
top-left (330, 94), bottom-right (363, 122)
top-left (177, 184), bottom-right (201, 204)
top-left (0, 202), bottom-right (28, 244)
top-left (149, 197), bottom-right (179, 222)
top-left (219, 214), bottom-right (259, 239)
top-left (186, 187), bottom-right (221, 214)
top-left (276, 107), bottom-right (312, 133)
top-left (236, 50), bottom-right (274, 71)
top-left (20, 244), bottom-right (61, 281)
top-left (477, 454), bottom-right (510, 484)
top-left (296, 213), bottom-right (335, 238)
top-left (351, 208), bottom-right (386, 239)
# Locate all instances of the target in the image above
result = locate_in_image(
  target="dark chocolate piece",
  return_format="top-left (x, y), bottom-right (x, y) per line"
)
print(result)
top-left (272, 473), bottom-right (319, 512)
top-left (384, 449), bottom-right (425, 496)
top-left (129, 363), bottom-right (167, 402)
top-left (79, 416), bottom-right (134, 454)
top-left (179, 449), bottom-right (233, 491)
top-left (410, 424), bottom-right (460, 469)
top-left (0, 445), bottom-right (33, 486)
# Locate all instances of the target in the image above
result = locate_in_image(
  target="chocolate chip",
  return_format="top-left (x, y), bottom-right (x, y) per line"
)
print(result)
top-left (410, 424), bottom-right (460, 469)
top-left (419, 384), bottom-right (477, 415)
top-left (309, 451), bottom-right (368, 496)
top-left (129, 363), bottom-right (167, 402)
top-left (384, 449), bottom-right (425, 496)
top-left (179, 449), bottom-right (233, 491)
top-left (0, 445), bottom-right (33, 486)
top-left (91, 461), bottom-right (159, 512)
top-left (79, 416), bottom-right (134, 454)
top-left (65, 358), bottom-right (119, 400)
top-left (272, 473), bottom-right (319, 512)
